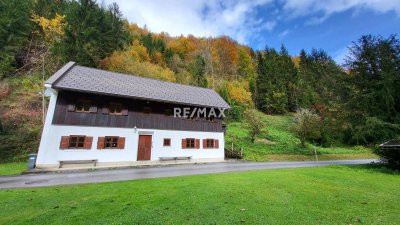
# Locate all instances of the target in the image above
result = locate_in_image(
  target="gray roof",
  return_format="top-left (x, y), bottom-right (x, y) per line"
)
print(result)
top-left (46, 62), bottom-right (230, 109)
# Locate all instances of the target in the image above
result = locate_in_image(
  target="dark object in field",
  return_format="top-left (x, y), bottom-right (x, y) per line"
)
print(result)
top-left (376, 140), bottom-right (400, 169)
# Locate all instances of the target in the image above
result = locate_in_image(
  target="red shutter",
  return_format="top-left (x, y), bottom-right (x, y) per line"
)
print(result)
top-left (182, 139), bottom-right (186, 149)
top-left (67, 104), bottom-right (75, 112)
top-left (117, 137), bottom-right (125, 149)
top-left (89, 106), bottom-right (97, 113)
top-left (215, 139), bottom-right (219, 149)
top-left (203, 139), bottom-right (207, 149)
top-left (195, 139), bottom-right (200, 149)
top-left (60, 136), bottom-right (70, 149)
top-left (121, 109), bottom-right (128, 116)
top-left (97, 137), bottom-right (105, 149)
top-left (102, 107), bottom-right (109, 114)
top-left (84, 136), bottom-right (93, 149)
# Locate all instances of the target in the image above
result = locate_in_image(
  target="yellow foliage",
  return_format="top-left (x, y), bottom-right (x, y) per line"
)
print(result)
top-left (129, 40), bottom-right (150, 62)
top-left (101, 51), bottom-right (176, 82)
top-left (292, 56), bottom-right (300, 68)
top-left (31, 13), bottom-right (66, 42)
top-left (226, 81), bottom-right (253, 107)
top-left (168, 35), bottom-right (197, 57)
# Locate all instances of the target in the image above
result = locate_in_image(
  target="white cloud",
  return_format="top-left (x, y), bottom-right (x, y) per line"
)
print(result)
top-left (105, 0), bottom-right (274, 44)
top-left (333, 46), bottom-right (350, 65)
top-left (278, 29), bottom-right (290, 38)
top-left (282, 0), bottom-right (400, 24)
top-left (103, 0), bottom-right (399, 45)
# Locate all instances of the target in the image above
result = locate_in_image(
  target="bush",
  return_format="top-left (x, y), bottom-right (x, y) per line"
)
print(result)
top-left (0, 125), bottom-right (41, 162)
top-left (225, 104), bottom-right (244, 122)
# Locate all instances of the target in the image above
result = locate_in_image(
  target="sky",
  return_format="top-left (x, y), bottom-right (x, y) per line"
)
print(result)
top-left (103, 0), bottom-right (400, 65)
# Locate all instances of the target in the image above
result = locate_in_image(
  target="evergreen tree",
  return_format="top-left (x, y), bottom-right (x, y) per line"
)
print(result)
top-left (53, 0), bottom-right (130, 67)
top-left (345, 34), bottom-right (400, 144)
top-left (189, 54), bottom-right (208, 87)
top-left (279, 45), bottom-right (298, 112)
top-left (256, 46), bottom-right (297, 114)
top-left (0, 0), bottom-right (33, 78)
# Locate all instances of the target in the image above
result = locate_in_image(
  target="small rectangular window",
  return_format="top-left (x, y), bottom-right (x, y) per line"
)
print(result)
top-left (163, 138), bottom-right (171, 147)
top-left (69, 136), bottom-right (86, 148)
top-left (109, 103), bottom-right (123, 115)
top-left (75, 100), bottom-right (92, 113)
top-left (206, 139), bottom-right (215, 148)
top-left (186, 138), bottom-right (195, 148)
top-left (144, 107), bottom-right (151, 115)
top-left (105, 136), bottom-right (119, 148)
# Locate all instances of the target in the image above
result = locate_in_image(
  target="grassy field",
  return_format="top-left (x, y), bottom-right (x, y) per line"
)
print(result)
top-left (226, 113), bottom-right (377, 161)
top-left (0, 162), bottom-right (26, 176)
top-left (1, 165), bottom-right (399, 224)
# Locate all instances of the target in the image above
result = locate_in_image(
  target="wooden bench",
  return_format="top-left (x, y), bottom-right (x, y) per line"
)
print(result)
top-left (159, 156), bottom-right (192, 162)
top-left (59, 159), bottom-right (97, 168)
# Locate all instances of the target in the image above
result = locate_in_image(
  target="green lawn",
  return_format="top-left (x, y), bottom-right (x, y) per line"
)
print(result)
top-left (0, 162), bottom-right (26, 176)
top-left (1, 165), bottom-right (399, 224)
top-left (226, 113), bottom-right (376, 161)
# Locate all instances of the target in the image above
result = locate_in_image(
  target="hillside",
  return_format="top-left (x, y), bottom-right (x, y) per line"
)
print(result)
top-left (226, 112), bottom-right (376, 161)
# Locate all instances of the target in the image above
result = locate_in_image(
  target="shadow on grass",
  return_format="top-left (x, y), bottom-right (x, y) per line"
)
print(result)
top-left (341, 163), bottom-right (400, 175)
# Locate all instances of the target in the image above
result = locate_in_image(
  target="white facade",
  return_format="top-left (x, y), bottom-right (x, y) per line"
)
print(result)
top-left (36, 88), bottom-right (225, 168)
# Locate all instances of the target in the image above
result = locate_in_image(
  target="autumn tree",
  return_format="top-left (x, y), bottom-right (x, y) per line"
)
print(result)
top-left (237, 47), bottom-right (256, 79)
top-left (244, 109), bottom-right (265, 142)
top-left (31, 13), bottom-right (67, 43)
top-left (293, 108), bottom-right (321, 147)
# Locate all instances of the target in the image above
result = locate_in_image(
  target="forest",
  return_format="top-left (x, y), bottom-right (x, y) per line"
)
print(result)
top-left (0, 0), bottom-right (399, 162)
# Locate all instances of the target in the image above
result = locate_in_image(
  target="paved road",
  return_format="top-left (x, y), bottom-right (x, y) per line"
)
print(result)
top-left (0, 159), bottom-right (375, 189)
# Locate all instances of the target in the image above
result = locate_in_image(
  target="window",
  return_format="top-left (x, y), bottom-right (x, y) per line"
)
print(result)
top-left (203, 139), bottom-right (219, 149)
top-left (109, 103), bottom-right (123, 115)
top-left (69, 136), bottom-right (85, 148)
top-left (105, 136), bottom-right (119, 148)
top-left (186, 138), bottom-right (195, 148)
top-left (163, 138), bottom-right (171, 147)
top-left (97, 136), bottom-right (125, 149)
top-left (206, 139), bottom-right (215, 148)
top-left (182, 138), bottom-right (199, 149)
top-left (144, 107), bottom-right (151, 115)
top-left (60, 136), bottom-right (93, 150)
top-left (75, 100), bottom-right (92, 112)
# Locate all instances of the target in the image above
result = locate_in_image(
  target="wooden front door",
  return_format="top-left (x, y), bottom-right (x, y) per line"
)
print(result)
top-left (137, 135), bottom-right (152, 161)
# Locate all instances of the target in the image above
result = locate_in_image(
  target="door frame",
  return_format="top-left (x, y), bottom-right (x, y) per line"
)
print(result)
top-left (137, 134), bottom-right (152, 161)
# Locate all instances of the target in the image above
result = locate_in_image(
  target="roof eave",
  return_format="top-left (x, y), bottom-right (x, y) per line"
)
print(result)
top-left (45, 61), bottom-right (76, 86)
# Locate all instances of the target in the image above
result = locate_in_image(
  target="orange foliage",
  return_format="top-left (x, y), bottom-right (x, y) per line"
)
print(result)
top-left (214, 36), bottom-right (239, 65)
top-left (168, 35), bottom-right (197, 58)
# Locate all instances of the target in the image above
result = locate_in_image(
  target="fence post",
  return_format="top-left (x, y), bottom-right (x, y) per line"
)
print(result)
top-left (240, 147), bottom-right (243, 157)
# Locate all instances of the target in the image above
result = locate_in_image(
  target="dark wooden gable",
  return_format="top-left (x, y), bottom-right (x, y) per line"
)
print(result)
top-left (52, 91), bottom-right (224, 132)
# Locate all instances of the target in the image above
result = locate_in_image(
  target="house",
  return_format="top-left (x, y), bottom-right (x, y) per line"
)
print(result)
top-left (36, 62), bottom-right (230, 168)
